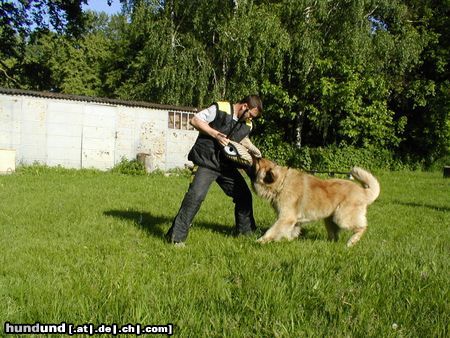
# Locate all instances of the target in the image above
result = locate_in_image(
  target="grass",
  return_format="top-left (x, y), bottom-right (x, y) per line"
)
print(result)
top-left (0, 166), bottom-right (449, 337)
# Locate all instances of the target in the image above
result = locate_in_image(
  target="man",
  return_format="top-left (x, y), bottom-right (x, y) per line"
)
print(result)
top-left (166, 95), bottom-right (263, 245)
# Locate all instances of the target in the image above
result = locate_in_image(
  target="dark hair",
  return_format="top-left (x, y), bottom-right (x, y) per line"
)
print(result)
top-left (240, 95), bottom-right (263, 117)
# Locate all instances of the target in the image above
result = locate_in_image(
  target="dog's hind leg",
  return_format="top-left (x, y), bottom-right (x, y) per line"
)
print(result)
top-left (347, 227), bottom-right (367, 247)
top-left (344, 211), bottom-right (368, 247)
top-left (324, 217), bottom-right (339, 242)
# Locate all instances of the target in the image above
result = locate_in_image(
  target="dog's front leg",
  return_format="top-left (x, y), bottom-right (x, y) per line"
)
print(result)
top-left (257, 216), bottom-right (297, 243)
top-left (288, 224), bottom-right (302, 240)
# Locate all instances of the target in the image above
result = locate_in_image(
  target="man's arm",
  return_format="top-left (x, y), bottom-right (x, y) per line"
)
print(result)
top-left (190, 116), bottom-right (229, 147)
top-left (190, 107), bottom-right (230, 147)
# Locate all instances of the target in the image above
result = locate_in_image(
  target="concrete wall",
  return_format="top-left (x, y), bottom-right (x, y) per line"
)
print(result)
top-left (0, 92), bottom-right (198, 171)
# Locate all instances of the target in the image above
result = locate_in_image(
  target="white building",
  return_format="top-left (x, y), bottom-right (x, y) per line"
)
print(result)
top-left (0, 88), bottom-right (198, 171)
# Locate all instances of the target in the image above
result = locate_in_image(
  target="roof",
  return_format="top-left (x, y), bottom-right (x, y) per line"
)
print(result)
top-left (0, 88), bottom-right (198, 112)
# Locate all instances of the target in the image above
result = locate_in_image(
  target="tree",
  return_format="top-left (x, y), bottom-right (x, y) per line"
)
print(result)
top-left (1, 0), bottom-right (448, 166)
top-left (0, 0), bottom-right (89, 87)
top-left (0, 1), bottom-right (130, 89)
top-left (273, 1), bottom-right (426, 151)
top-left (394, 0), bottom-right (450, 164)
top-left (14, 11), bottom-right (112, 96)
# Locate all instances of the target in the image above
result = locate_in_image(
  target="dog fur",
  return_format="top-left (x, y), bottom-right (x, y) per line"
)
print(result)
top-left (247, 158), bottom-right (380, 246)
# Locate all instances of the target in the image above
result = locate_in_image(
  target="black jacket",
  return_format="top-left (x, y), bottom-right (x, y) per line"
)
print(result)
top-left (188, 101), bottom-right (253, 171)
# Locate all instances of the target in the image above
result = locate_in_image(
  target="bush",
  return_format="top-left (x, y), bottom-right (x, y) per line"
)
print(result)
top-left (427, 154), bottom-right (450, 172)
top-left (109, 158), bottom-right (146, 176)
top-left (254, 139), bottom-right (420, 171)
top-left (291, 145), bottom-right (416, 171)
top-left (253, 133), bottom-right (296, 166)
top-left (16, 163), bottom-right (101, 176)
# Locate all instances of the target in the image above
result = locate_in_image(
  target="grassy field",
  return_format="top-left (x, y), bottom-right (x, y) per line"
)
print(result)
top-left (0, 166), bottom-right (448, 337)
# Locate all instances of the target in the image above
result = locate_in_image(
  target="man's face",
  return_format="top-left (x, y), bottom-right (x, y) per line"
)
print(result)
top-left (247, 107), bottom-right (260, 120)
top-left (241, 104), bottom-right (259, 120)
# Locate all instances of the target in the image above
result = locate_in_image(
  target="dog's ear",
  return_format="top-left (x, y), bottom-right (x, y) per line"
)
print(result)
top-left (263, 169), bottom-right (277, 184)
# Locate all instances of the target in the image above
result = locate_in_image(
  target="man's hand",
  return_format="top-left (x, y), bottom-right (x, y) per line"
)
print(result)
top-left (215, 132), bottom-right (230, 147)
top-left (191, 116), bottom-right (229, 146)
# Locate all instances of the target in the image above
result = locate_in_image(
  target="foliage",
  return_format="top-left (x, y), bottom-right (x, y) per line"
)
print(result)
top-left (254, 138), bottom-right (418, 172)
top-left (0, 0), bottom-right (90, 87)
top-left (0, 0), bottom-right (448, 167)
top-left (393, 0), bottom-right (450, 166)
top-left (253, 133), bottom-right (296, 166)
top-left (290, 145), bottom-right (418, 172)
top-left (428, 154), bottom-right (450, 172)
top-left (109, 157), bottom-right (146, 175)
top-left (16, 163), bottom-right (102, 177)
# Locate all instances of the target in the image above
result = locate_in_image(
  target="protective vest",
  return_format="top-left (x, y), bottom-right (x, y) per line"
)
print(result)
top-left (188, 101), bottom-right (253, 171)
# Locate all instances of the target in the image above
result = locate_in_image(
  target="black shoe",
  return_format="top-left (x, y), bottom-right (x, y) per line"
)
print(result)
top-left (234, 227), bottom-right (258, 237)
top-left (165, 233), bottom-right (186, 247)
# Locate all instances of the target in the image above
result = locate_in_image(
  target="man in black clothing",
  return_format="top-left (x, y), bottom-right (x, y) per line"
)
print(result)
top-left (166, 95), bottom-right (263, 245)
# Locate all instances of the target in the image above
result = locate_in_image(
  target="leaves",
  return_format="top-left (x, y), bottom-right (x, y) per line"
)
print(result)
top-left (0, 0), bottom-right (448, 166)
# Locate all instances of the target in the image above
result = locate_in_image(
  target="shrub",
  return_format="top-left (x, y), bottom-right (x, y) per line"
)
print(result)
top-left (16, 163), bottom-right (101, 176)
top-left (109, 158), bottom-right (146, 176)
top-left (253, 134), bottom-right (296, 166)
top-left (428, 154), bottom-right (450, 172)
top-left (290, 145), bottom-right (414, 171)
top-left (254, 139), bottom-right (420, 171)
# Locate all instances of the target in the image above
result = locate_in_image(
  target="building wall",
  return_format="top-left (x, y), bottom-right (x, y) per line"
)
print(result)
top-left (0, 93), bottom-right (198, 171)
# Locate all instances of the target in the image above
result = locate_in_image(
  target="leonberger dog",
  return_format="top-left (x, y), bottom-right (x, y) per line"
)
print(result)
top-left (247, 157), bottom-right (380, 246)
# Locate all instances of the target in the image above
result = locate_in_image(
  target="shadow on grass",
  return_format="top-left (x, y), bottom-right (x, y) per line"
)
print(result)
top-left (393, 201), bottom-right (450, 213)
top-left (104, 209), bottom-right (235, 239)
top-left (194, 221), bottom-right (235, 236)
top-left (300, 227), bottom-right (326, 242)
top-left (104, 210), bottom-right (169, 238)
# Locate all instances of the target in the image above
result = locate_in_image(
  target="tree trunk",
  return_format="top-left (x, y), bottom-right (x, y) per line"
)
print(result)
top-left (295, 111), bottom-right (303, 148)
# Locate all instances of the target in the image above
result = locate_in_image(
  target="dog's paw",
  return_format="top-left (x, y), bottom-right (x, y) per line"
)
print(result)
top-left (256, 236), bottom-right (271, 244)
top-left (289, 226), bottom-right (302, 239)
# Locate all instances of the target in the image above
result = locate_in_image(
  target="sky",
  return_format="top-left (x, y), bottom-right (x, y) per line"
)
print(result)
top-left (10, 0), bottom-right (122, 16)
top-left (82, 1), bottom-right (122, 15)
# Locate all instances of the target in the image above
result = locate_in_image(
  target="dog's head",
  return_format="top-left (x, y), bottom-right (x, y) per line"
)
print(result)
top-left (246, 156), bottom-right (280, 186)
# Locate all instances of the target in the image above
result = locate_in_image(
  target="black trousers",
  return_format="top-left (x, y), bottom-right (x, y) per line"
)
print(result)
top-left (166, 166), bottom-right (256, 242)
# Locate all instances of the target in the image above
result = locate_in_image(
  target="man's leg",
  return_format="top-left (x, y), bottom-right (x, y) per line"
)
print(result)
top-left (216, 168), bottom-right (256, 235)
top-left (166, 166), bottom-right (218, 243)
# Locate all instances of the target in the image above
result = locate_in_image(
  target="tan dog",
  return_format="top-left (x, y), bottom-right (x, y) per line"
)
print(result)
top-left (248, 158), bottom-right (380, 246)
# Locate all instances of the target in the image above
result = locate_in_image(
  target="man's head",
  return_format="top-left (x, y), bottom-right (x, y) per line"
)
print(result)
top-left (239, 95), bottom-right (263, 120)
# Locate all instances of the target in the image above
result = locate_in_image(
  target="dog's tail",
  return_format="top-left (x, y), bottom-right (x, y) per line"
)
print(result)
top-left (351, 167), bottom-right (380, 204)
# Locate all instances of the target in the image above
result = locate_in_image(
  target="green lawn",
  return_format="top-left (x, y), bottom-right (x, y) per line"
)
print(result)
top-left (0, 167), bottom-right (449, 337)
